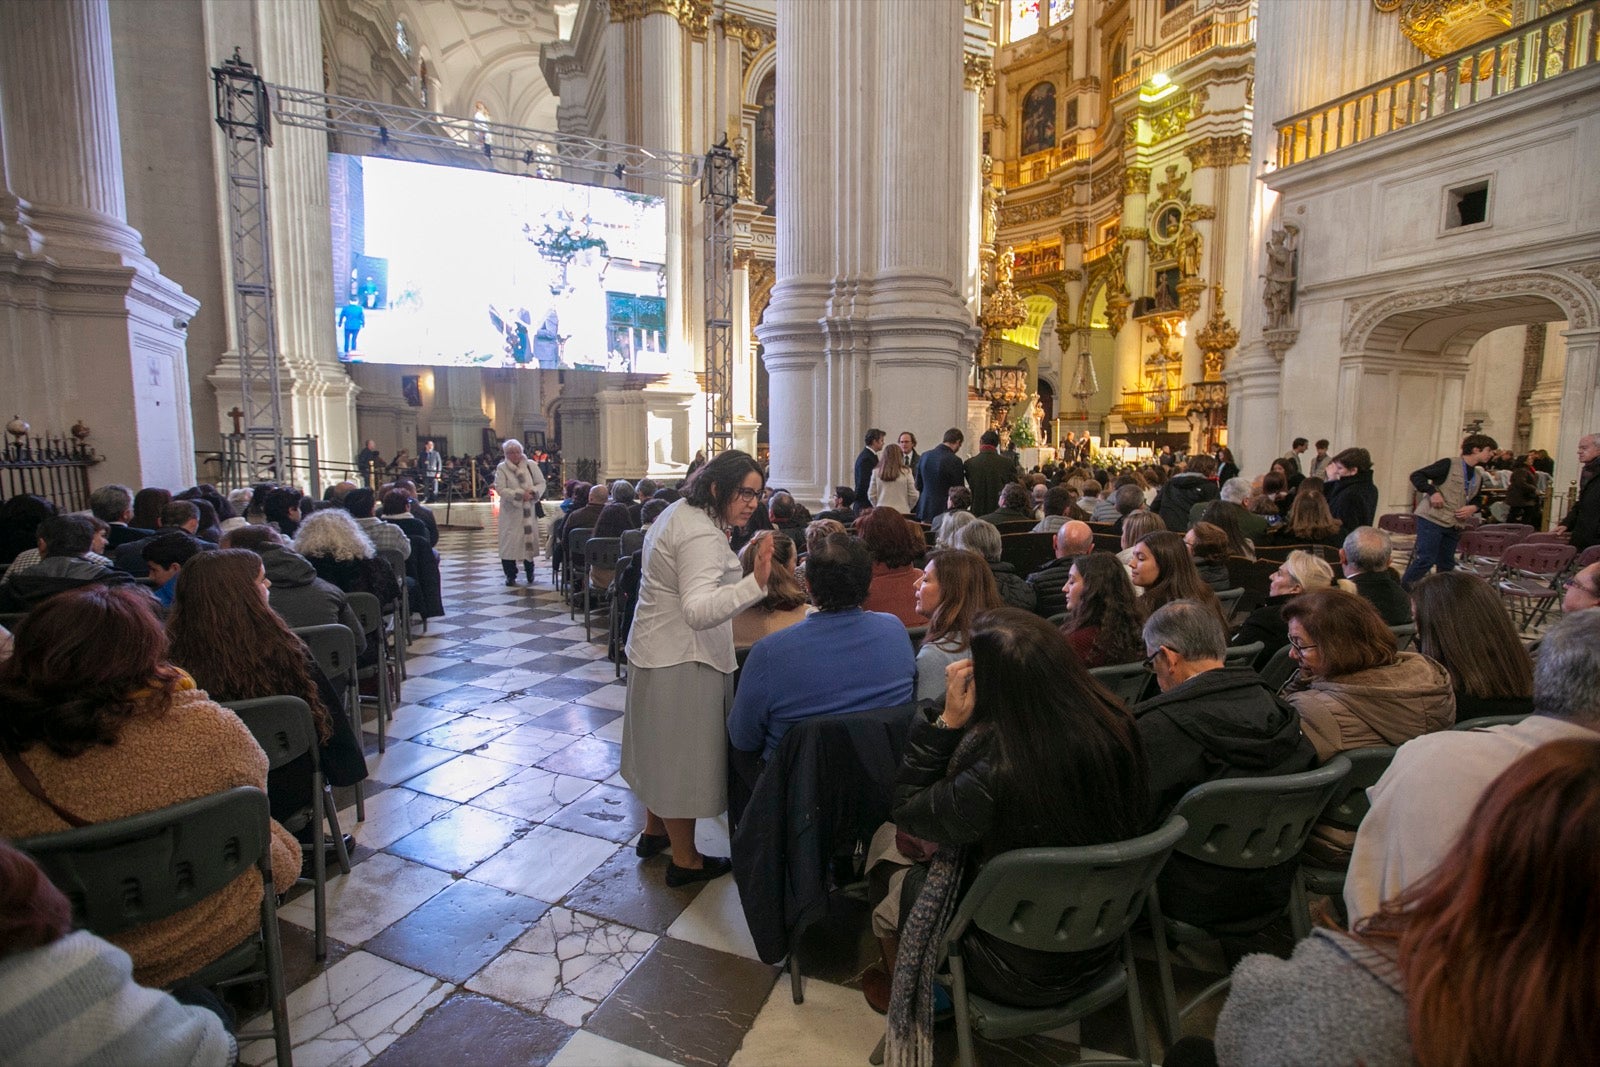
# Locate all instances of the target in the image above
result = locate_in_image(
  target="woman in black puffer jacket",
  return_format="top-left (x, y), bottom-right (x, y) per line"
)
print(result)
top-left (863, 609), bottom-right (1148, 1028)
top-left (1323, 447), bottom-right (1380, 535)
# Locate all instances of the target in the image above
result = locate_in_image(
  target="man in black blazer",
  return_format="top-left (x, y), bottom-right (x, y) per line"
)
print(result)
top-left (1555, 433), bottom-right (1600, 550)
top-left (853, 428), bottom-right (885, 514)
top-left (897, 431), bottom-right (921, 491)
top-left (915, 428), bottom-right (966, 525)
top-left (964, 429), bottom-right (1018, 518)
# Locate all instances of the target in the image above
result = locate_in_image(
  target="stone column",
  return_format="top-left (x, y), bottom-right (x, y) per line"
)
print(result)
top-left (758, 0), bottom-right (979, 503)
top-left (0, 0), bottom-right (199, 489)
top-left (1555, 327), bottom-right (1600, 499)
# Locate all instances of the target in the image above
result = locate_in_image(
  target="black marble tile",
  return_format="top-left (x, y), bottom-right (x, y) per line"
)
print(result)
top-left (276, 916), bottom-right (355, 991)
top-left (368, 993), bottom-right (573, 1067)
top-left (544, 784), bottom-right (645, 843)
top-left (420, 661), bottom-right (505, 683)
top-left (523, 653), bottom-right (594, 675)
top-left (386, 803), bottom-right (528, 874)
top-left (527, 677), bottom-right (609, 702)
top-left (792, 893), bottom-right (879, 988)
top-left (429, 642), bottom-right (508, 661)
top-left (534, 736), bottom-right (621, 780)
top-left (441, 626), bottom-right (501, 642)
top-left (528, 702), bottom-right (621, 736)
top-left (364, 879), bottom-right (549, 984)
top-left (585, 937), bottom-right (779, 1067)
top-left (509, 636), bottom-right (585, 654)
top-left (562, 849), bottom-right (705, 934)
top-left (420, 684), bottom-right (505, 713)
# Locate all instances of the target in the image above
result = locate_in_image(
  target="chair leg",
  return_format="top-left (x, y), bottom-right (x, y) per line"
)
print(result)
top-left (347, 684), bottom-right (368, 819)
top-left (869, 1034), bottom-right (886, 1065)
top-left (1122, 930), bottom-right (1152, 1066)
top-left (1289, 872), bottom-right (1312, 942)
top-left (259, 870), bottom-right (294, 1067)
top-left (310, 771), bottom-right (327, 962)
top-left (950, 953), bottom-right (976, 1067)
top-left (789, 949), bottom-right (804, 1004)
top-left (1146, 888), bottom-right (1182, 1048)
top-left (323, 787), bottom-right (352, 875)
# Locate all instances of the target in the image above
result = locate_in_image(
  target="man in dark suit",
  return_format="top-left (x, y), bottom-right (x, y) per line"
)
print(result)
top-left (915, 428), bottom-right (966, 524)
top-left (1554, 433), bottom-right (1600, 550)
top-left (897, 431), bottom-right (921, 491)
top-left (89, 484), bottom-right (149, 549)
top-left (853, 428), bottom-right (885, 514)
top-left (1339, 526), bottom-right (1412, 625)
top-left (964, 429), bottom-right (1018, 518)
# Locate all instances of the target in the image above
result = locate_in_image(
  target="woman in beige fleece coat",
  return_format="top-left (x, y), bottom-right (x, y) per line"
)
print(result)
top-left (0, 586), bottom-right (300, 988)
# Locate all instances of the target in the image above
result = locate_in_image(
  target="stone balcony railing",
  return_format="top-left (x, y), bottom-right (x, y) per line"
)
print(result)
top-left (1108, 12), bottom-right (1257, 99)
top-left (1274, 1), bottom-right (1599, 169)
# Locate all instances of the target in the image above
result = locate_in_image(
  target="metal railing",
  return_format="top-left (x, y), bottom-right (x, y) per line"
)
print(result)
top-left (1109, 14), bottom-right (1258, 99)
top-left (1, 435), bottom-right (100, 511)
top-left (1275, 2), bottom-right (1598, 168)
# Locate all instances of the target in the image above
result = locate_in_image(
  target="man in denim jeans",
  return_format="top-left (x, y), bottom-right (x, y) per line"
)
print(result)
top-left (1400, 433), bottom-right (1497, 588)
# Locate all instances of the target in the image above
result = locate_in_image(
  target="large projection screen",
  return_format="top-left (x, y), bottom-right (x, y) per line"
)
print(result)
top-left (327, 154), bottom-right (668, 371)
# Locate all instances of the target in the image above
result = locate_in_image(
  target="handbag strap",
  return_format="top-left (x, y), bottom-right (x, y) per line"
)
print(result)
top-left (2, 750), bottom-right (91, 828)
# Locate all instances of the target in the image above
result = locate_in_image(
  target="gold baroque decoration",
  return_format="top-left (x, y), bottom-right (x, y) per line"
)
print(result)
top-left (1060, 220), bottom-right (1088, 245)
top-left (732, 137), bottom-right (754, 201)
top-left (721, 13), bottom-right (771, 53)
top-left (1091, 167), bottom-right (1125, 202)
top-left (964, 54), bottom-right (996, 91)
top-left (1124, 166), bottom-right (1152, 197)
top-left (1119, 227), bottom-right (1150, 242)
top-left (747, 258), bottom-right (777, 332)
top-left (999, 192), bottom-right (1068, 226)
top-left (1185, 134), bottom-right (1251, 169)
top-left (1388, 0), bottom-right (1512, 59)
top-left (608, 0), bottom-right (711, 39)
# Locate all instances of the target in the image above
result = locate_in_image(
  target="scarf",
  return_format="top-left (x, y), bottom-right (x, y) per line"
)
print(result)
top-left (884, 727), bottom-right (988, 1067)
top-left (504, 460), bottom-right (538, 558)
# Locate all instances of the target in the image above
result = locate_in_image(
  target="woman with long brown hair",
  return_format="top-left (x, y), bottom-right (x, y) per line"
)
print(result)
top-left (165, 549), bottom-right (368, 828)
top-left (1213, 738), bottom-right (1600, 1066)
top-left (1410, 570), bottom-right (1534, 723)
top-left (732, 531), bottom-right (810, 649)
top-left (868, 443), bottom-right (920, 515)
top-left (1061, 552), bottom-right (1144, 667)
top-left (1127, 530), bottom-right (1228, 629)
top-left (859, 505), bottom-right (927, 625)
top-left (910, 548), bottom-right (1000, 703)
top-left (0, 586), bottom-right (300, 988)
top-left (1264, 482), bottom-right (1344, 548)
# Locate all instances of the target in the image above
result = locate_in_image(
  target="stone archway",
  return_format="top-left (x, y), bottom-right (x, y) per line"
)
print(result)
top-left (1337, 265), bottom-right (1600, 508)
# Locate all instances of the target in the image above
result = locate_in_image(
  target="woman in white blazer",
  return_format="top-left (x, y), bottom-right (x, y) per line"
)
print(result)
top-left (621, 450), bottom-right (773, 886)
top-left (868, 443), bottom-right (920, 515)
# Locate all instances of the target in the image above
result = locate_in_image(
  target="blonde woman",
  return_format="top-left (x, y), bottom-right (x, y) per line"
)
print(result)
top-left (1230, 549), bottom-right (1348, 669)
top-left (868, 443), bottom-right (920, 515)
top-left (732, 531), bottom-right (811, 649)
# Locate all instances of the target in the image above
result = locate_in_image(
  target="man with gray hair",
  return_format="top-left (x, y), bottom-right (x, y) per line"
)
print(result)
top-left (1110, 483), bottom-right (1147, 534)
top-left (1133, 599), bottom-right (1316, 925)
top-left (1339, 526), bottom-right (1412, 624)
top-left (949, 518), bottom-right (1036, 613)
top-left (1189, 476), bottom-right (1267, 542)
top-left (89, 484), bottom-right (143, 548)
top-left (1345, 608), bottom-right (1600, 924)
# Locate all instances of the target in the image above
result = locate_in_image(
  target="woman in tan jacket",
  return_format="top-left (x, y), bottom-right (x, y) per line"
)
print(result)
top-left (0, 585), bottom-right (300, 988)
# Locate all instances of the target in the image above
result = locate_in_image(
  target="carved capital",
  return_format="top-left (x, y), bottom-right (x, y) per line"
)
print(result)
top-left (964, 54), bottom-right (996, 91)
top-left (1060, 220), bottom-right (1088, 245)
top-left (608, 0), bottom-right (711, 38)
top-left (1185, 134), bottom-right (1252, 170)
top-left (722, 12), bottom-right (772, 54)
top-left (1124, 166), bottom-right (1152, 198)
top-left (1119, 227), bottom-right (1149, 242)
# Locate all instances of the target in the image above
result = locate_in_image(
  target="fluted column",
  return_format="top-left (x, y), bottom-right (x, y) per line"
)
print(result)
top-left (0, 0), bottom-right (142, 260)
top-left (637, 11), bottom-right (690, 365)
top-left (1556, 328), bottom-right (1600, 498)
top-left (758, 0), bottom-right (979, 504)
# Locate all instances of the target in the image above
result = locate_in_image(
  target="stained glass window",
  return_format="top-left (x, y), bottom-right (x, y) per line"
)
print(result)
top-left (395, 19), bottom-right (412, 58)
top-left (1009, 0), bottom-right (1040, 42)
top-left (1049, 0), bottom-right (1074, 24)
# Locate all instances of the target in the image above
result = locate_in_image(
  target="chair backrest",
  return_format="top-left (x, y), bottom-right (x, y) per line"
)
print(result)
top-left (1451, 713), bottom-right (1531, 730)
top-left (0, 611), bottom-right (26, 629)
top-left (621, 528), bottom-right (645, 557)
top-left (346, 591), bottom-right (383, 638)
top-left (223, 696), bottom-right (316, 772)
top-left (1377, 513), bottom-right (1416, 536)
top-left (1574, 544), bottom-right (1600, 569)
top-left (376, 547), bottom-right (406, 584)
top-left (1258, 644), bottom-right (1296, 691)
top-left (1222, 641), bottom-right (1263, 667)
top-left (294, 622), bottom-right (359, 682)
top-left (1458, 529), bottom-right (1519, 559)
top-left (1089, 661), bottom-right (1153, 706)
top-left (565, 525), bottom-right (594, 558)
top-left (1521, 532), bottom-right (1570, 545)
top-left (19, 787), bottom-right (273, 937)
top-left (1313, 747), bottom-right (1396, 833)
top-left (1091, 532), bottom-right (1123, 555)
top-left (950, 815), bottom-right (1188, 956)
top-left (1215, 587), bottom-right (1245, 617)
top-left (585, 536), bottom-right (624, 571)
top-left (905, 625), bottom-right (927, 652)
top-left (1476, 523), bottom-right (1533, 538)
top-left (1498, 541), bottom-right (1576, 577)
top-left (1224, 556), bottom-right (1278, 614)
top-left (1169, 756), bottom-right (1351, 870)
top-left (1389, 622), bottom-right (1417, 651)
top-left (999, 532), bottom-right (1056, 577)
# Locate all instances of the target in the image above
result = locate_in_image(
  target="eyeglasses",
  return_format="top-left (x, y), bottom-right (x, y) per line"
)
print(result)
top-left (1288, 638), bottom-right (1317, 654)
top-left (731, 487), bottom-right (761, 502)
top-left (1142, 649), bottom-right (1163, 672)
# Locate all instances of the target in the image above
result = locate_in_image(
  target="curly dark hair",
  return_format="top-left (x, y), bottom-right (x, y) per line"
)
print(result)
top-left (0, 586), bottom-right (185, 758)
top-left (1064, 553), bottom-right (1144, 666)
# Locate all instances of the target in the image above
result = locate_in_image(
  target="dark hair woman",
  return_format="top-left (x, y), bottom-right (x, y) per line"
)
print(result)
top-left (1061, 551), bottom-right (1144, 667)
top-left (911, 549), bottom-right (1001, 703)
top-left (866, 609), bottom-right (1148, 1045)
top-left (1127, 530), bottom-right (1229, 630)
top-left (1214, 738), bottom-right (1600, 1067)
top-left (732, 531), bottom-right (809, 649)
top-left (0, 494), bottom-right (55, 568)
top-left (1266, 484), bottom-right (1344, 548)
top-left (130, 487), bottom-right (171, 533)
top-left (261, 486), bottom-right (303, 538)
top-left (622, 449), bottom-right (773, 886)
top-left (1184, 521), bottom-right (1237, 590)
top-left (859, 505), bottom-right (927, 626)
top-left (1410, 571), bottom-right (1533, 724)
top-left (1197, 498), bottom-right (1255, 559)
top-left (166, 549), bottom-right (368, 828)
top-left (0, 586), bottom-right (300, 988)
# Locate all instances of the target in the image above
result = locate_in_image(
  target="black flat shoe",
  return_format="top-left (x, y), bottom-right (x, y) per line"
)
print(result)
top-left (635, 832), bottom-right (670, 859)
top-left (505, 576), bottom-right (518, 587)
top-left (665, 855), bottom-right (732, 888)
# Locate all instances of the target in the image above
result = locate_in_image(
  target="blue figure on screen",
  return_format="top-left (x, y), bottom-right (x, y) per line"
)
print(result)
top-left (338, 300), bottom-right (365, 355)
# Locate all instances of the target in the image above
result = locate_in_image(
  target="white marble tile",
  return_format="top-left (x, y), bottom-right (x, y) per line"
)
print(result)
top-left (730, 978), bottom-right (887, 1067)
top-left (383, 704), bottom-right (462, 741)
top-left (473, 724), bottom-right (579, 767)
top-left (416, 622), bottom-right (460, 635)
top-left (546, 625), bottom-right (592, 641)
top-left (389, 676), bottom-right (455, 702)
top-left (279, 852), bottom-right (453, 945)
top-left (401, 752), bottom-right (523, 802)
top-left (473, 604), bottom-right (527, 617)
top-left (398, 655), bottom-right (456, 677)
top-left (469, 825), bottom-right (618, 902)
top-left (465, 906), bottom-right (656, 1026)
top-left (365, 740), bottom-right (457, 787)
top-left (563, 641), bottom-right (614, 661)
top-left (593, 716), bottom-right (625, 744)
top-left (547, 1030), bottom-right (679, 1067)
top-left (572, 684), bottom-right (627, 712)
top-left (402, 637), bottom-right (457, 656)
top-left (561, 659), bottom-right (623, 682)
top-left (475, 667), bottom-right (554, 693)
top-left (463, 647), bottom-right (542, 668)
top-left (335, 787), bottom-right (454, 850)
top-left (665, 866), bottom-right (760, 961)
top-left (472, 630), bottom-right (544, 649)
top-left (468, 766), bottom-right (595, 822)
top-left (476, 693), bottom-right (566, 721)
top-left (240, 951), bottom-right (450, 1067)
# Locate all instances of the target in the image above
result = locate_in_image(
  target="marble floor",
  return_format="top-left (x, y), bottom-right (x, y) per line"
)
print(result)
top-left (249, 506), bottom-right (1232, 1067)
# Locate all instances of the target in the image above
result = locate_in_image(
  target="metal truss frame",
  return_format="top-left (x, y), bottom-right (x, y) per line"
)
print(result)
top-left (212, 49), bottom-right (736, 475)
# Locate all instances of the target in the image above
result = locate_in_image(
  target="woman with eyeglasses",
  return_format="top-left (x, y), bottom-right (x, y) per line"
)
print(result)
top-left (621, 450), bottom-right (774, 887)
top-left (1229, 550), bottom-right (1342, 670)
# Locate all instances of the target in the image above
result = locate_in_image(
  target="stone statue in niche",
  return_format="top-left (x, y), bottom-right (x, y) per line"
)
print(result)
top-left (1105, 241), bottom-right (1127, 296)
top-left (753, 72), bottom-right (776, 217)
top-left (1021, 82), bottom-right (1057, 155)
top-left (1262, 224), bottom-right (1300, 330)
top-left (1176, 220), bottom-right (1203, 279)
top-left (980, 155), bottom-right (1000, 248)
